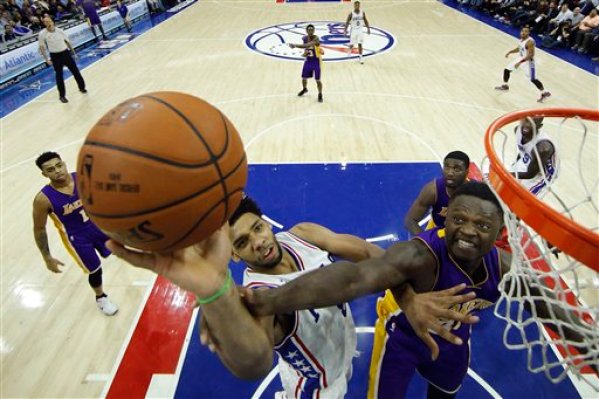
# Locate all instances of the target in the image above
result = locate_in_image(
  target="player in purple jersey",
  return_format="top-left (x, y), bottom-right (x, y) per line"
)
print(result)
top-left (404, 151), bottom-right (470, 236)
top-left (77, 0), bottom-right (108, 41)
top-left (245, 182), bottom-right (594, 399)
top-left (33, 152), bottom-right (118, 316)
top-left (289, 24), bottom-right (324, 103)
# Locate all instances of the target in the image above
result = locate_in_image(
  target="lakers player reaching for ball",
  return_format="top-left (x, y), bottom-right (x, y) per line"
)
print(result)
top-left (290, 24), bottom-right (324, 103)
top-left (495, 27), bottom-right (551, 103)
top-left (32, 152), bottom-right (118, 316)
top-left (107, 196), bottom-right (478, 398)
top-left (243, 182), bottom-right (594, 399)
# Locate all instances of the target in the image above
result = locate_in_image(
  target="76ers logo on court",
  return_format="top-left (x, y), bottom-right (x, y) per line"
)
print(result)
top-left (245, 21), bottom-right (395, 61)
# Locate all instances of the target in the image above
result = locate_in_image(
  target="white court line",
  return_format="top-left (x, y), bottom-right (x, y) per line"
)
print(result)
top-left (98, 273), bottom-right (157, 399)
top-left (85, 374), bottom-right (110, 382)
top-left (251, 326), bottom-right (502, 399)
top-left (262, 215), bottom-right (284, 229)
top-left (366, 234), bottom-right (397, 243)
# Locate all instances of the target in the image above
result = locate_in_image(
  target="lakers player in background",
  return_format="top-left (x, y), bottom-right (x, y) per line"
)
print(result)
top-left (107, 195), bottom-right (478, 398)
top-left (33, 152), bottom-right (118, 316)
top-left (495, 26), bottom-right (551, 103)
top-left (344, 1), bottom-right (371, 64)
top-left (290, 24), bottom-right (324, 103)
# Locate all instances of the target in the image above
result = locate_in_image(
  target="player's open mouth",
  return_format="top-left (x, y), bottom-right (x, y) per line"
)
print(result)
top-left (262, 246), bottom-right (275, 261)
top-left (457, 239), bottom-right (475, 249)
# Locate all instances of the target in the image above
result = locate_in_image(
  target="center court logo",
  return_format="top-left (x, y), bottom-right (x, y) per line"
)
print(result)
top-left (245, 21), bottom-right (395, 62)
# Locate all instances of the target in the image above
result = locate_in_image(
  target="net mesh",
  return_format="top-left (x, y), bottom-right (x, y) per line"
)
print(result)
top-left (482, 110), bottom-right (598, 391)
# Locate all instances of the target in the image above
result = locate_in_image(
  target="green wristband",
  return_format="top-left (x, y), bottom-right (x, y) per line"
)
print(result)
top-left (196, 270), bottom-right (233, 305)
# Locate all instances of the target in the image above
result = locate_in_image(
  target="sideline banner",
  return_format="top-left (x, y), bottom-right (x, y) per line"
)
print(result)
top-left (0, 0), bottom-right (148, 84)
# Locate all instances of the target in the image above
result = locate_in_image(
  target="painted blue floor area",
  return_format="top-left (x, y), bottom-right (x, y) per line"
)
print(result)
top-left (0, 12), bottom-right (173, 118)
top-left (440, 0), bottom-right (598, 75)
top-left (174, 163), bottom-right (581, 399)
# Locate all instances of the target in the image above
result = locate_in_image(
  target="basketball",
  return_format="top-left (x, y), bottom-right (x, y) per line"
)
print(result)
top-left (76, 92), bottom-right (248, 252)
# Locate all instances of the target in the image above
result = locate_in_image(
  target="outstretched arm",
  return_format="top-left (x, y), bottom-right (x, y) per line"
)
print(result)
top-left (107, 226), bottom-right (275, 380)
top-left (289, 222), bottom-right (385, 262)
top-left (404, 181), bottom-right (436, 236)
top-left (290, 36), bottom-right (320, 49)
top-left (248, 240), bottom-right (435, 316)
top-left (364, 13), bottom-right (371, 34)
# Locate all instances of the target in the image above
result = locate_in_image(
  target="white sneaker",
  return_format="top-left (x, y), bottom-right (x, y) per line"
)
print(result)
top-left (96, 296), bottom-right (118, 316)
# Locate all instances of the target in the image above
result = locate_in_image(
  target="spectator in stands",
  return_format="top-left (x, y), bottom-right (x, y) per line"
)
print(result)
top-left (570, 7), bottom-right (584, 27)
top-left (27, 15), bottom-right (43, 31)
top-left (2, 21), bottom-right (17, 41)
top-left (532, 0), bottom-right (559, 33)
top-left (38, 14), bottom-right (86, 103)
top-left (576, 25), bottom-right (599, 53)
top-left (580, 0), bottom-right (598, 15)
top-left (77, 0), bottom-right (107, 41)
top-left (510, 0), bottom-right (541, 27)
top-left (541, 18), bottom-right (572, 47)
top-left (546, 3), bottom-right (573, 32)
top-left (571, 8), bottom-right (599, 50)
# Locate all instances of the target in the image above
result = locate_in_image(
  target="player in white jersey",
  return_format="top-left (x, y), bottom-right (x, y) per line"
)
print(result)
top-left (344, 1), bottom-right (370, 64)
top-left (106, 196), bottom-right (479, 397)
top-left (495, 27), bottom-right (551, 103)
top-left (511, 117), bottom-right (559, 199)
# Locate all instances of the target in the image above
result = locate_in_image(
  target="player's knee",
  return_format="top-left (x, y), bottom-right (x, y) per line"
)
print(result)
top-left (88, 268), bottom-right (103, 288)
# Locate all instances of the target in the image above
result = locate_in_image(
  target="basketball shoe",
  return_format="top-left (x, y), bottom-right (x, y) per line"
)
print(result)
top-left (97, 296), bottom-right (119, 316)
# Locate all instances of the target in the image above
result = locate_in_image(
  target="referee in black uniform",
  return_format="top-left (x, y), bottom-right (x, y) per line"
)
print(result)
top-left (38, 16), bottom-right (87, 103)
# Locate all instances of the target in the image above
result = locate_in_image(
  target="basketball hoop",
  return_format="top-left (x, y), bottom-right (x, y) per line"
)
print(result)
top-left (483, 108), bottom-right (599, 391)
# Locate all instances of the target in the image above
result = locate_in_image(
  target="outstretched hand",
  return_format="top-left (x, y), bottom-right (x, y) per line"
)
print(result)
top-left (106, 224), bottom-right (233, 298)
top-left (400, 284), bottom-right (480, 361)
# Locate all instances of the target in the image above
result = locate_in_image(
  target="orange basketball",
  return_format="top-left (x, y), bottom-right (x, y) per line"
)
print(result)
top-left (76, 92), bottom-right (248, 252)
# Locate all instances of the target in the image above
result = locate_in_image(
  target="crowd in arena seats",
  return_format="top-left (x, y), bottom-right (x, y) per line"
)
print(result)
top-left (0, 0), bottom-right (167, 45)
top-left (455, 0), bottom-right (599, 61)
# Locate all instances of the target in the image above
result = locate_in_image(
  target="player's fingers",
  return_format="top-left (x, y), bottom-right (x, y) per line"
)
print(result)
top-left (438, 309), bottom-right (478, 325)
top-left (438, 283), bottom-right (467, 297)
top-left (106, 240), bottom-right (155, 270)
top-left (442, 292), bottom-right (476, 307)
top-left (431, 325), bottom-right (463, 347)
top-left (418, 331), bottom-right (440, 361)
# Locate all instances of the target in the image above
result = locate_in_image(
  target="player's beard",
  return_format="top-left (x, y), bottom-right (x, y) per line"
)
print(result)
top-left (256, 241), bottom-right (284, 270)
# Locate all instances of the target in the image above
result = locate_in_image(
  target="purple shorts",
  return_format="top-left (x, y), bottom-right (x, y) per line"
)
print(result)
top-left (301, 59), bottom-right (321, 80)
top-left (376, 322), bottom-right (470, 398)
top-left (67, 224), bottom-right (110, 273)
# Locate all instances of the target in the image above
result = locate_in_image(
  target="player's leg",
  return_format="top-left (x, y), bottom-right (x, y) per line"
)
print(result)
top-left (495, 57), bottom-right (520, 90)
top-left (68, 230), bottom-right (118, 315)
top-left (298, 63), bottom-right (311, 96)
top-left (417, 339), bottom-right (470, 399)
top-left (529, 61), bottom-right (551, 102)
top-left (314, 64), bottom-right (323, 102)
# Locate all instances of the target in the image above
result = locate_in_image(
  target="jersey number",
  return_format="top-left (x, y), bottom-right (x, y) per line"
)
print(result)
top-left (308, 303), bottom-right (347, 323)
top-left (79, 209), bottom-right (89, 222)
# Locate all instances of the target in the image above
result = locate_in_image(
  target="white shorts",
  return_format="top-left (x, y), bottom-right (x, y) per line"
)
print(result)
top-left (518, 174), bottom-right (554, 199)
top-left (506, 58), bottom-right (536, 80)
top-left (350, 29), bottom-right (364, 45)
top-left (279, 359), bottom-right (352, 399)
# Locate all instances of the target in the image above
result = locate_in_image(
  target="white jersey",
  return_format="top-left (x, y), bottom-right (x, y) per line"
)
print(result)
top-left (243, 231), bottom-right (356, 399)
top-left (518, 37), bottom-right (534, 58)
top-left (512, 125), bottom-right (559, 197)
top-left (349, 10), bottom-right (365, 30)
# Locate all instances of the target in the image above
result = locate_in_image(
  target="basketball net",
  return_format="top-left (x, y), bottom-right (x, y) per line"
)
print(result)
top-left (482, 108), bottom-right (599, 391)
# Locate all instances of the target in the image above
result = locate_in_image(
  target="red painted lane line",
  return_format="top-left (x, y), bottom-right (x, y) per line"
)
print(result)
top-left (106, 276), bottom-right (196, 398)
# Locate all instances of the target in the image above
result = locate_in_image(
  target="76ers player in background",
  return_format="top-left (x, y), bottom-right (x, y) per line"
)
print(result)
top-left (32, 152), bottom-right (118, 316)
top-left (290, 24), bottom-right (324, 103)
top-left (495, 27), bottom-right (551, 103)
top-left (344, 1), bottom-right (371, 64)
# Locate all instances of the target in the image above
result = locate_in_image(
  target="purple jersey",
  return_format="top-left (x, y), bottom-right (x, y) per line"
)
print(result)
top-left (392, 227), bottom-right (502, 345)
top-left (372, 227), bottom-right (502, 397)
top-left (117, 3), bottom-right (128, 18)
top-left (77, 0), bottom-right (101, 25)
top-left (41, 172), bottom-right (91, 233)
top-left (431, 177), bottom-right (450, 227)
top-left (41, 172), bottom-right (109, 273)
